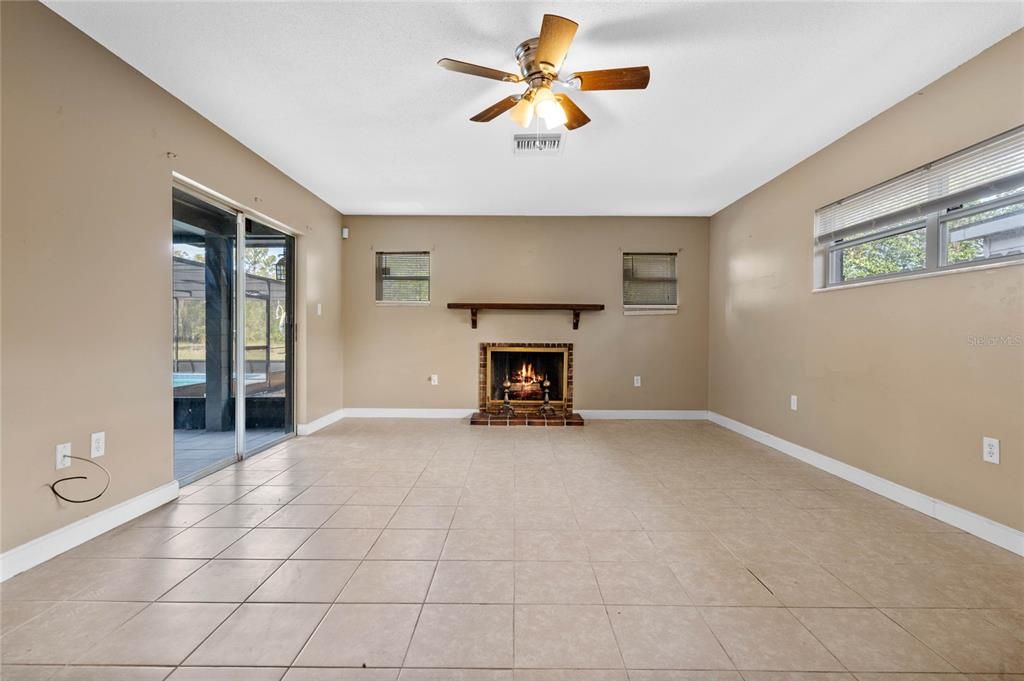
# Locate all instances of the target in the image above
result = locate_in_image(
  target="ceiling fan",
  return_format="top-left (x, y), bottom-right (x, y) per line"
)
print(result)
top-left (438, 14), bottom-right (650, 131)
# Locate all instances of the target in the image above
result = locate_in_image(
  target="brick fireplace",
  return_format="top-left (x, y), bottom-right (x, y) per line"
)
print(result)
top-left (471, 342), bottom-right (583, 426)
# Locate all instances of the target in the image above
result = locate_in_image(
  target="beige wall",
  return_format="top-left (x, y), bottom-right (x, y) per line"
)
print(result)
top-left (342, 216), bottom-right (708, 411)
top-left (1, 2), bottom-right (344, 551)
top-left (709, 31), bottom-right (1024, 531)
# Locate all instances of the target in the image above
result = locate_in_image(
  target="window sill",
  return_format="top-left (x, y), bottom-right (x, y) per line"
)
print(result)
top-left (375, 301), bottom-right (430, 306)
top-left (814, 258), bottom-right (1023, 293)
top-left (624, 306), bottom-right (678, 316)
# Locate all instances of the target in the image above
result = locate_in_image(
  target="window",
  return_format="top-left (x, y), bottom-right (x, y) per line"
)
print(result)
top-left (836, 221), bottom-right (927, 282)
top-left (623, 252), bottom-right (677, 310)
top-left (941, 188), bottom-right (1024, 266)
top-left (816, 126), bottom-right (1024, 287)
top-left (375, 251), bottom-right (430, 303)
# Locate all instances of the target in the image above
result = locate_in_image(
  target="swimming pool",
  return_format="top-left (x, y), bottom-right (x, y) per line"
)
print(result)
top-left (173, 372), bottom-right (267, 388)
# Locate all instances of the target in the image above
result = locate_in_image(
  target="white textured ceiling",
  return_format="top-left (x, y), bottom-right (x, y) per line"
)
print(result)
top-left (47, 1), bottom-right (1022, 216)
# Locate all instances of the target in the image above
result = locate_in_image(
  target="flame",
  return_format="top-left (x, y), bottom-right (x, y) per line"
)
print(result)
top-left (513, 362), bottom-right (540, 385)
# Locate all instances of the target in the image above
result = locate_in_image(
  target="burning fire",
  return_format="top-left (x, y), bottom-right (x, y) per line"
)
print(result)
top-left (512, 362), bottom-right (544, 386)
top-left (496, 353), bottom-right (557, 402)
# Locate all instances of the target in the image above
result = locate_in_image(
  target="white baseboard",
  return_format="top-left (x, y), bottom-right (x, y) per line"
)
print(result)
top-left (336, 409), bottom-right (710, 420)
top-left (708, 411), bottom-right (1024, 557)
top-left (0, 480), bottom-right (180, 582)
top-left (342, 408), bottom-right (477, 419)
top-left (579, 410), bottom-right (709, 420)
top-left (297, 407), bottom-right (346, 435)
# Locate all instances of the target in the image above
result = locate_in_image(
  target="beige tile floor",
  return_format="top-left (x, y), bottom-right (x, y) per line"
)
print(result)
top-left (2, 420), bottom-right (1022, 681)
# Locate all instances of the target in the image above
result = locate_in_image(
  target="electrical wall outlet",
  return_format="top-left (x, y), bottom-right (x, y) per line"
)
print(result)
top-left (56, 442), bottom-right (72, 470)
top-left (633, 376), bottom-right (642, 387)
top-left (90, 431), bottom-right (106, 458)
top-left (790, 395), bottom-right (798, 411)
top-left (430, 374), bottom-right (439, 385)
top-left (983, 436), bottom-right (1000, 464)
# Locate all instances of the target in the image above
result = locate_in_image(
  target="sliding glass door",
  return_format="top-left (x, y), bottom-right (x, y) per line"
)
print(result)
top-left (172, 189), bottom-right (239, 482)
top-left (171, 188), bottom-right (295, 484)
top-left (242, 219), bottom-right (294, 455)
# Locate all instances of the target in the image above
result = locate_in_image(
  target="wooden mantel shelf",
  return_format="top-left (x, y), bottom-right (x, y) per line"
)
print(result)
top-left (447, 303), bottom-right (605, 330)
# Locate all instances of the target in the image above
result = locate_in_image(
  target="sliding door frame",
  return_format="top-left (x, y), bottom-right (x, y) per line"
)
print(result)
top-left (234, 212), bottom-right (248, 458)
top-left (172, 173), bottom-right (300, 465)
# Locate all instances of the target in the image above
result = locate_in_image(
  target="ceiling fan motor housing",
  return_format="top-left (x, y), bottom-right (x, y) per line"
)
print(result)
top-left (515, 38), bottom-right (557, 86)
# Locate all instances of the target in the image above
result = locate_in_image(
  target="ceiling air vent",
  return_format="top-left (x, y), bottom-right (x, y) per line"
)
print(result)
top-left (513, 133), bottom-right (563, 156)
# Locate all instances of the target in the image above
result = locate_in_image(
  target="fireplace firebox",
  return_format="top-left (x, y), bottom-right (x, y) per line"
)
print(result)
top-left (488, 347), bottom-right (566, 404)
top-left (473, 342), bottom-right (582, 425)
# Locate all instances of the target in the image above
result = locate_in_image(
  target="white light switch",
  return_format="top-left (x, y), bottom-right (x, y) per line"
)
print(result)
top-left (56, 443), bottom-right (72, 470)
top-left (983, 437), bottom-right (1000, 464)
top-left (790, 395), bottom-right (798, 411)
top-left (91, 432), bottom-right (106, 458)
top-left (316, 303), bottom-right (323, 317)
top-left (633, 376), bottom-right (642, 387)
top-left (430, 374), bottom-right (439, 385)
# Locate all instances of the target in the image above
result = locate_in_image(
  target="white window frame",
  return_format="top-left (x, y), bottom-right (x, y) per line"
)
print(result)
top-left (825, 218), bottom-right (932, 287)
top-left (938, 191), bottom-right (1024, 269)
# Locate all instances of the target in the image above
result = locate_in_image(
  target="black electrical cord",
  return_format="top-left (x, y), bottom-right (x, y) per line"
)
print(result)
top-left (49, 455), bottom-right (111, 504)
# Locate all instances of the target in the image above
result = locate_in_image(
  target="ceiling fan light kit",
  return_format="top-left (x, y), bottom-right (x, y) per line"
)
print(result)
top-left (438, 14), bottom-right (650, 131)
top-left (509, 96), bottom-right (534, 128)
top-left (532, 87), bottom-right (568, 129)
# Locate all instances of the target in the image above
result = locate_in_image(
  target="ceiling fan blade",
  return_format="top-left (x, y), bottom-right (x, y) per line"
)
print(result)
top-left (438, 58), bottom-right (522, 83)
top-left (536, 14), bottom-right (578, 73)
top-left (571, 66), bottom-right (651, 91)
top-left (470, 96), bottom-right (519, 122)
top-left (555, 94), bottom-right (590, 130)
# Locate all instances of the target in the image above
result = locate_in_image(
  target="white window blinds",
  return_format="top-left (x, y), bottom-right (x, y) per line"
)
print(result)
top-left (376, 252), bottom-right (430, 303)
top-left (623, 253), bottom-right (678, 306)
top-left (815, 126), bottom-right (1024, 244)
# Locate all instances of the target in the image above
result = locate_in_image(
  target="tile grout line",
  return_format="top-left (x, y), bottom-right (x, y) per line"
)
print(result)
top-left (510, 437), bottom-right (516, 672)
top-left (779, 605), bottom-right (849, 672)
top-left (72, 455), bottom-right (335, 674)
top-left (397, 439), bottom-right (447, 671)
top-left (182, 458), bottom-right (370, 671)
top-left (691, 595), bottom-right (740, 671)
top-left (873, 605), bottom-right (966, 673)
top-left (283, 458), bottom-right (395, 669)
